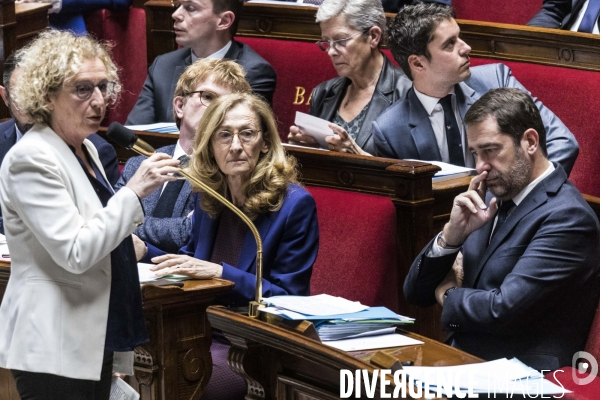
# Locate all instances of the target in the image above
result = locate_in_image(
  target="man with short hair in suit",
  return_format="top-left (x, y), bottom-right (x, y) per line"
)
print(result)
top-left (528, 0), bottom-right (600, 33)
top-left (372, 4), bottom-right (579, 175)
top-left (117, 59), bottom-right (251, 253)
top-left (0, 53), bottom-right (119, 234)
top-left (126, 0), bottom-right (276, 125)
top-left (404, 87), bottom-right (600, 372)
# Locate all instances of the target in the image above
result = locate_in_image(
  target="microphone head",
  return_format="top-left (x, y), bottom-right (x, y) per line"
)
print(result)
top-left (107, 122), bottom-right (138, 149)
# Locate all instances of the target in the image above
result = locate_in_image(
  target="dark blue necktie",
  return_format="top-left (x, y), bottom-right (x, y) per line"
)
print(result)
top-left (579, 0), bottom-right (600, 33)
top-left (491, 200), bottom-right (516, 240)
top-left (439, 94), bottom-right (465, 167)
top-left (151, 155), bottom-right (189, 218)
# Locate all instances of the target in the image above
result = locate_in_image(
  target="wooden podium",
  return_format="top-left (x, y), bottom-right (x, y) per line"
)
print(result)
top-left (206, 306), bottom-right (483, 400)
top-left (0, 263), bottom-right (234, 400)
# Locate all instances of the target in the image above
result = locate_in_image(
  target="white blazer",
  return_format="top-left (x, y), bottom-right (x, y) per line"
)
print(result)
top-left (0, 125), bottom-right (144, 380)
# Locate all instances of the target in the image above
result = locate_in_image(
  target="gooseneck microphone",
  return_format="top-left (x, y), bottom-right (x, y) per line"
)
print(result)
top-left (107, 122), bottom-right (156, 157)
top-left (106, 122), bottom-right (265, 317)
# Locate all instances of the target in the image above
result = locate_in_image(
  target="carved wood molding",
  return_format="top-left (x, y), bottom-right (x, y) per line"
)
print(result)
top-left (458, 20), bottom-right (600, 72)
top-left (237, 4), bottom-right (600, 73)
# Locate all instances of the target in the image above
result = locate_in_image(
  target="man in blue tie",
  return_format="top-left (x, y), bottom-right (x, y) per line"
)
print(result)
top-left (404, 87), bottom-right (600, 372)
top-left (528, 0), bottom-right (600, 33)
top-left (372, 3), bottom-right (579, 174)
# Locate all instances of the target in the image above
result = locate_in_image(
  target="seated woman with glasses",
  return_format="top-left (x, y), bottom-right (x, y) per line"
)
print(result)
top-left (288, 0), bottom-right (411, 155)
top-left (140, 92), bottom-right (319, 306)
top-left (138, 92), bottom-right (319, 399)
top-left (0, 30), bottom-right (179, 400)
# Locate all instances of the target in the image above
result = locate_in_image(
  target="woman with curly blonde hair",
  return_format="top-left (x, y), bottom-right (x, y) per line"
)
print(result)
top-left (145, 92), bottom-right (319, 307)
top-left (0, 30), bottom-right (179, 400)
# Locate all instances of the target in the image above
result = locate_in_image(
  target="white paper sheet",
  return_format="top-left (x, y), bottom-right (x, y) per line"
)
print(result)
top-left (294, 112), bottom-right (336, 148)
top-left (324, 333), bottom-right (424, 351)
top-left (264, 294), bottom-right (368, 316)
top-left (110, 377), bottom-right (139, 400)
top-left (404, 358), bottom-right (570, 396)
top-left (137, 263), bottom-right (190, 283)
top-left (125, 123), bottom-right (179, 133)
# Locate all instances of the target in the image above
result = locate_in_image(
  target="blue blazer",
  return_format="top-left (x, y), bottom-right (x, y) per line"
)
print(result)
top-left (126, 42), bottom-right (277, 125)
top-left (527, 0), bottom-right (584, 29)
top-left (145, 184), bottom-right (319, 306)
top-left (0, 119), bottom-right (119, 233)
top-left (404, 164), bottom-right (600, 371)
top-left (372, 63), bottom-right (579, 175)
top-left (49, 0), bottom-right (132, 34)
top-left (115, 144), bottom-right (194, 253)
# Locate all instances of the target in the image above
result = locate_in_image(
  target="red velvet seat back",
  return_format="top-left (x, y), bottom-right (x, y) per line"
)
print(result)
top-left (236, 37), bottom-right (338, 140)
top-left (471, 58), bottom-right (600, 197)
top-left (306, 186), bottom-right (398, 311)
top-left (85, 8), bottom-right (147, 125)
top-left (453, 0), bottom-right (542, 25)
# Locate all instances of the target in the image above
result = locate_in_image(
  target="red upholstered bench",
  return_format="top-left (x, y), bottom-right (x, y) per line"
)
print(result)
top-left (236, 36), bottom-right (337, 139)
top-left (85, 7), bottom-right (147, 125)
top-left (306, 187), bottom-right (398, 310)
top-left (470, 58), bottom-right (600, 198)
top-left (454, 0), bottom-right (542, 25)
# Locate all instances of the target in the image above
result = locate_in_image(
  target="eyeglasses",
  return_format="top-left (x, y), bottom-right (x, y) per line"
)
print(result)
top-left (72, 81), bottom-right (117, 100)
top-left (316, 29), bottom-right (369, 52)
top-left (213, 129), bottom-right (261, 146)
top-left (184, 90), bottom-right (219, 107)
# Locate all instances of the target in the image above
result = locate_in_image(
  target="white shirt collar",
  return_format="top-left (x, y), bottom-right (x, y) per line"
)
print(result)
top-left (511, 161), bottom-right (555, 206)
top-left (173, 140), bottom-right (189, 160)
top-left (191, 40), bottom-right (233, 63)
top-left (413, 87), bottom-right (455, 116)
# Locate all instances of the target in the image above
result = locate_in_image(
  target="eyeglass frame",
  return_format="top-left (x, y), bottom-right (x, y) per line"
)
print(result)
top-left (68, 81), bottom-right (117, 101)
top-left (183, 90), bottom-right (219, 108)
top-left (212, 128), bottom-right (263, 146)
top-left (315, 28), bottom-right (372, 52)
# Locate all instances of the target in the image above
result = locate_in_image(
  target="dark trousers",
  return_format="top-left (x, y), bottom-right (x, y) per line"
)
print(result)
top-left (12, 351), bottom-right (113, 400)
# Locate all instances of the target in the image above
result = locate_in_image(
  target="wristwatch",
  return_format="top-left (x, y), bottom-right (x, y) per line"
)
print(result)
top-left (437, 233), bottom-right (462, 250)
top-left (444, 286), bottom-right (458, 300)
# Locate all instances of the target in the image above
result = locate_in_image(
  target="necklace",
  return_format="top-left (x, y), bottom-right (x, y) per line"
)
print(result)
top-left (343, 69), bottom-right (381, 108)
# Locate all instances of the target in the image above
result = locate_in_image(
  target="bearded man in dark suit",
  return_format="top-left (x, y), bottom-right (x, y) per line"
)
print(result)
top-left (404, 88), bottom-right (600, 372)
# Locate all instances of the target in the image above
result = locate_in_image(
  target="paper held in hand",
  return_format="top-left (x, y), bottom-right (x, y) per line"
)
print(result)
top-left (294, 112), bottom-right (337, 149)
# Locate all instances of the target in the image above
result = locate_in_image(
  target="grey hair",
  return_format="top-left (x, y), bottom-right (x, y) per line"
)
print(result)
top-left (316, 0), bottom-right (387, 42)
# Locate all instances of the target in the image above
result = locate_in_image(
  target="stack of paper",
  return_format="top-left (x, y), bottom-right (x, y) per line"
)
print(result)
top-left (125, 123), bottom-right (179, 134)
top-left (407, 159), bottom-right (476, 182)
top-left (137, 263), bottom-right (192, 283)
top-left (403, 358), bottom-right (569, 397)
top-left (262, 295), bottom-right (415, 346)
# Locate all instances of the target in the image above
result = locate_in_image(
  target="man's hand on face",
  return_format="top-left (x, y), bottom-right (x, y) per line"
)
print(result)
top-left (442, 171), bottom-right (499, 247)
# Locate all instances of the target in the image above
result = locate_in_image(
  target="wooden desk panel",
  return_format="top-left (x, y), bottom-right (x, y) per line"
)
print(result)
top-left (15, 2), bottom-right (50, 49)
top-left (0, 1), bottom-right (50, 120)
top-left (207, 306), bottom-right (482, 400)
